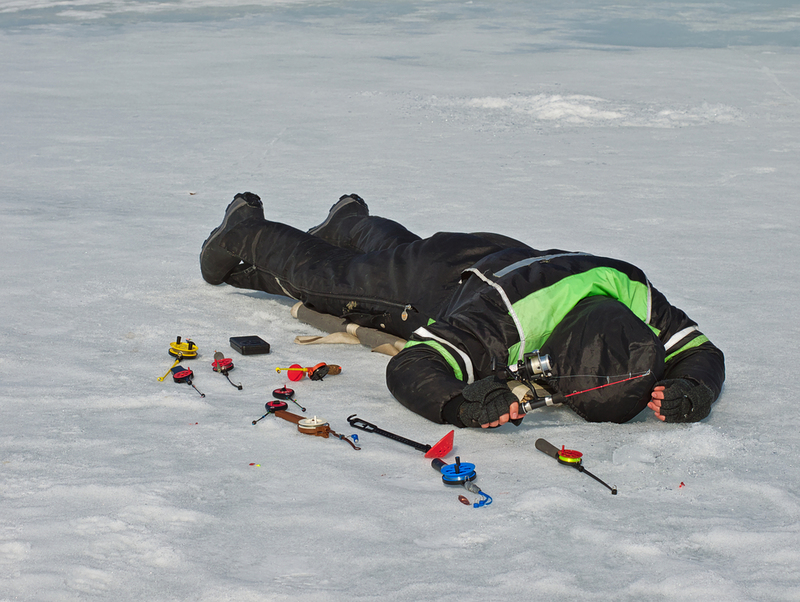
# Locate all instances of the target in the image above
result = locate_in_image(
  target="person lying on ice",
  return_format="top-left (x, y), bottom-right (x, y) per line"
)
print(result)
top-left (200, 192), bottom-right (725, 429)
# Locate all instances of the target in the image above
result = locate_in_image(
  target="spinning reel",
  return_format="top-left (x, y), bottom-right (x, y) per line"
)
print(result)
top-left (495, 350), bottom-right (564, 413)
top-left (504, 349), bottom-right (553, 381)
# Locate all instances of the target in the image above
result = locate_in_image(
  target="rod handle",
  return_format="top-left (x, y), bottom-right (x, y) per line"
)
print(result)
top-left (430, 458), bottom-right (447, 472)
top-left (535, 438), bottom-right (561, 460)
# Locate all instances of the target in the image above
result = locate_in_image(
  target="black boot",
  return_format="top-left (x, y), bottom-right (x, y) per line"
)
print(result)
top-left (200, 192), bottom-right (264, 285)
top-left (307, 194), bottom-right (369, 246)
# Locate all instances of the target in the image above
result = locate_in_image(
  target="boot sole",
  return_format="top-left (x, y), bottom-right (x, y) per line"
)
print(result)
top-left (200, 196), bottom-right (262, 284)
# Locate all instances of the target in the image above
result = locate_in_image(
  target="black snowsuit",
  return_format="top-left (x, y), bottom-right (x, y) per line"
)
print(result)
top-left (212, 210), bottom-right (725, 426)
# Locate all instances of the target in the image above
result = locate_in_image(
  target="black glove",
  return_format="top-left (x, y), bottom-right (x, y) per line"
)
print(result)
top-left (458, 376), bottom-right (518, 427)
top-left (655, 378), bottom-right (714, 423)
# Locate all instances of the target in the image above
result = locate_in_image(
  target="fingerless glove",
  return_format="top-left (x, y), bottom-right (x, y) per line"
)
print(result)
top-left (458, 376), bottom-right (518, 427)
top-left (656, 378), bottom-right (714, 423)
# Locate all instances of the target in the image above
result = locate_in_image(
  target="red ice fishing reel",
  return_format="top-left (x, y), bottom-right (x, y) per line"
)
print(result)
top-left (212, 351), bottom-right (242, 390)
top-left (252, 399), bottom-right (290, 425)
top-left (556, 446), bottom-right (583, 465)
top-left (275, 362), bottom-right (342, 381)
top-left (170, 365), bottom-right (205, 398)
top-left (252, 387), bottom-right (306, 423)
top-left (273, 386), bottom-right (306, 412)
top-left (211, 356), bottom-right (234, 372)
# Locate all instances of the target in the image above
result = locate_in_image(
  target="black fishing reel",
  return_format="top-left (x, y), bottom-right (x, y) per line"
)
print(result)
top-left (494, 350), bottom-right (563, 414)
top-left (502, 349), bottom-right (553, 381)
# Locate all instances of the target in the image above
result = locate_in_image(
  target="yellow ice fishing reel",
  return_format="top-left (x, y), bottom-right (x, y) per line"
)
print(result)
top-left (158, 336), bottom-right (199, 381)
top-left (169, 336), bottom-right (198, 359)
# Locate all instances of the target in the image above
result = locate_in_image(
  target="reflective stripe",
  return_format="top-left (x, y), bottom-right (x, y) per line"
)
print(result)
top-left (666, 334), bottom-right (709, 362)
top-left (413, 326), bottom-right (475, 384)
top-left (664, 326), bottom-right (699, 354)
top-left (453, 256), bottom-right (658, 375)
top-left (493, 254), bottom-right (655, 331)
top-left (493, 252), bottom-right (590, 278)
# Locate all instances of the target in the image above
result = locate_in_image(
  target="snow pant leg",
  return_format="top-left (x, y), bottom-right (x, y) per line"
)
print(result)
top-left (469, 232), bottom-right (533, 251)
top-left (219, 217), bottom-right (355, 303)
top-left (345, 216), bottom-right (422, 253)
top-left (216, 217), bottom-right (506, 339)
top-left (312, 212), bottom-right (422, 253)
top-left (318, 208), bottom-right (528, 255)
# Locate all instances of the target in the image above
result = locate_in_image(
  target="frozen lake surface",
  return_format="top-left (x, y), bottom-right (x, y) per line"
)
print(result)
top-left (1, 1), bottom-right (799, 600)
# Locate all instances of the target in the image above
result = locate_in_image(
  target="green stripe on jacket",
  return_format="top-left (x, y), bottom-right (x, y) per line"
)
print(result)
top-left (404, 339), bottom-right (464, 381)
top-left (507, 266), bottom-right (653, 363)
top-left (665, 335), bottom-right (709, 362)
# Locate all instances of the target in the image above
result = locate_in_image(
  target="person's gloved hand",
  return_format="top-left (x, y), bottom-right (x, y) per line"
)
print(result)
top-left (650, 378), bottom-right (714, 423)
top-left (459, 376), bottom-right (518, 428)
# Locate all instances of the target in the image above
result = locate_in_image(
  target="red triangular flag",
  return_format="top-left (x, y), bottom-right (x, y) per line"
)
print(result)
top-left (424, 430), bottom-right (454, 458)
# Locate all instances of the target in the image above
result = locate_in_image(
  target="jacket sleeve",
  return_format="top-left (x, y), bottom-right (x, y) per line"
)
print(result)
top-left (385, 342), bottom-right (468, 424)
top-left (649, 285), bottom-right (726, 400)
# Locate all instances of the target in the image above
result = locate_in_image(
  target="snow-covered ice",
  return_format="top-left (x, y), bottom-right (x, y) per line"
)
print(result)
top-left (1, 1), bottom-right (799, 600)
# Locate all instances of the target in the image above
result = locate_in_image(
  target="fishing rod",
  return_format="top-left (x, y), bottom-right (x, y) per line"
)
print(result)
top-left (252, 400), bottom-right (289, 425)
top-left (170, 365), bottom-right (205, 398)
top-left (518, 370), bottom-right (652, 413)
top-left (535, 438), bottom-right (617, 495)
top-left (498, 349), bottom-right (652, 414)
top-left (273, 386), bottom-right (306, 412)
